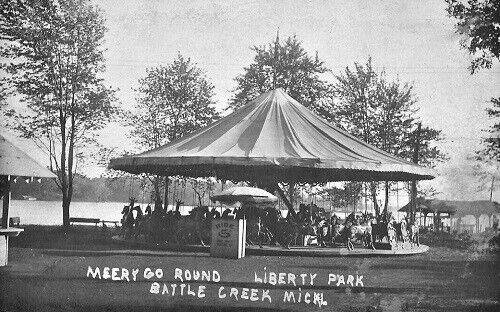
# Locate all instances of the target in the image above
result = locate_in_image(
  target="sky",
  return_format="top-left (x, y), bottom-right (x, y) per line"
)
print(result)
top-left (5, 0), bottom-right (500, 201)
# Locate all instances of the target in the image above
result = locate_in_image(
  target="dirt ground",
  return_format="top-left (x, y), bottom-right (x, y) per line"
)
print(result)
top-left (1, 226), bottom-right (499, 312)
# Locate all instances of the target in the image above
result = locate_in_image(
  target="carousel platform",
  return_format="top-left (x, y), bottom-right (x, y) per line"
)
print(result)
top-left (110, 236), bottom-right (429, 257)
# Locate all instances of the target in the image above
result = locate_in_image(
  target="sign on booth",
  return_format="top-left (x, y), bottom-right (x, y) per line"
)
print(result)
top-left (210, 219), bottom-right (246, 259)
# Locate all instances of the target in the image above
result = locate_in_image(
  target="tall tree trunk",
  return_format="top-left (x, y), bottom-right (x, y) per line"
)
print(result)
top-left (62, 197), bottom-right (70, 228)
top-left (490, 176), bottom-right (495, 202)
top-left (66, 111), bottom-right (76, 228)
top-left (59, 108), bottom-right (70, 228)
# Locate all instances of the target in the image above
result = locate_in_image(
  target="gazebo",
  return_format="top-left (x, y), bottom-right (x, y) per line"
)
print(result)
top-left (0, 132), bottom-right (56, 266)
top-left (399, 198), bottom-right (456, 231)
top-left (109, 88), bottom-right (436, 215)
top-left (400, 199), bottom-right (500, 233)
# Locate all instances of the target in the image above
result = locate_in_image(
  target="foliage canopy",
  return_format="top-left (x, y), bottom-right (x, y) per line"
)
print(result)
top-left (230, 35), bottom-right (334, 119)
top-left (127, 54), bottom-right (220, 151)
top-left (0, 0), bottom-right (118, 226)
top-left (446, 0), bottom-right (500, 73)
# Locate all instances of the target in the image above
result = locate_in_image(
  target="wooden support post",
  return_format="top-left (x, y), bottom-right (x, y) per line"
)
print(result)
top-left (220, 180), bottom-right (225, 214)
top-left (163, 176), bottom-right (170, 211)
top-left (273, 183), bottom-right (297, 220)
top-left (410, 123), bottom-right (421, 224)
top-left (1, 177), bottom-right (10, 229)
top-left (437, 212), bottom-right (441, 231)
top-left (432, 212), bottom-right (436, 231)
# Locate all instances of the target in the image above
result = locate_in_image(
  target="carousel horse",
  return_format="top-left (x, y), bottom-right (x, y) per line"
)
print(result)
top-left (134, 207), bottom-right (156, 241)
top-left (394, 218), bottom-right (409, 248)
top-left (387, 220), bottom-right (397, 247)
top-left (175, 205), bottom-right (211, 246)
top-left (407, 220), bottom-right (420, 247)
top-left (275, 217), bottom-right (301, 249)
top-left (160, 209), bottom-right (181, 244)
top-left (330, 218), bottom-right (346, 246)
top-left (259, 207), bottom-right (280, 246)
top-left (155, 200), bottom-right (183, 244)
top-left (345, 213), bottom-right (375, 250)
top-left (247, 216), bottom-right (273, 248)
top-left (299, 219), bottom-right (319, 246)
top-left (260, 210), bottom-right (300, 250)
top-left (128, 205), bottom-right (144, 240)
top-left (316, 219), bottom-right (329, 247)
top-left (345, 212), bottom-right (357, 224)
top-left (372, 212), bottom-right (392, 243)
top-left (121, 198), bottom-right (137, 239)
top-left (145, 208), bottom-right (167, 244)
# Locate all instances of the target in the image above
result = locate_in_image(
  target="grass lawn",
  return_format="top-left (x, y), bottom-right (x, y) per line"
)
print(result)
top-left (2, 225), bottom-right (499, 312)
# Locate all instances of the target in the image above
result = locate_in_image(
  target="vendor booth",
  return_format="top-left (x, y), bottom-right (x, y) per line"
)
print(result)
top-left (0, 132), bottom-right (56, 266)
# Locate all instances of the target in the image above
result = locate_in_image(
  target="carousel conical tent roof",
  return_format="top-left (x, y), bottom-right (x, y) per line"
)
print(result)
top-left (0, 132), bottom-right (56, 178)
top-left (109, 89), bottom-right (436, 183)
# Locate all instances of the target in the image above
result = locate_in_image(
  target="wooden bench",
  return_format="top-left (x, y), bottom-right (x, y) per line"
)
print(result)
top-left (9, 217), bottom-right (20, 227)
top-left (101, 220), bottom-right (120, 228)
top-left (69, 217), bottom-right (100, 227)
top-left (0, 217), bottom-right (20, 227)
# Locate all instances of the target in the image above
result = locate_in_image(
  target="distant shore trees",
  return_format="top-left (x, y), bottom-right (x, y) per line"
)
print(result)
top-left (0, 0), bottom-right (118, 227)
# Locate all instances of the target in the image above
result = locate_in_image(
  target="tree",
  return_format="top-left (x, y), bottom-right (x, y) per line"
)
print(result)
top-left (446, 0), bottom-right (500, 73)
top-left (474, 96), bottom-right (500, 201)
top-left (446, 0), bottom-right (500, 191)
top-left (0, 0), bottom-right (118, 227)
top-left (125, 54), bottom-right (220, 204)
top-left (480, 98), bottom-right (500, 161)
top-left (332, 58), bottom-right (446, 218)
top-left (230, 34), bottom-right (334, 119)
top-left (474, 98), bottom-right (500, 200)
top-left (322, 182), bottom-right (363, 213)
top-left (472, 155), bottom-right (500, 201)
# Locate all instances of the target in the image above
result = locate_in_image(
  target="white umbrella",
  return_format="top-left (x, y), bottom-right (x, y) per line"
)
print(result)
top-left (210, 186), bottom-right (278, 206)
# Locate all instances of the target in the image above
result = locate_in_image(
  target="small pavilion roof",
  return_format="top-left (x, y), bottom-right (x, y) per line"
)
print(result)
top-left (400, 199), bottom-right (500, 217)
top-left (0, 132), bottom-right (56, 178)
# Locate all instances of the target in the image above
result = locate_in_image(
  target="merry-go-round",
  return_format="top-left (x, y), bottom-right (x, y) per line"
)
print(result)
top-left (109, 89), bottom-right (435, 256)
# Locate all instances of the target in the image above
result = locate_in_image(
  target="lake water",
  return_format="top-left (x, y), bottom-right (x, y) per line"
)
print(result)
top-left (8, 200), bottom-right (195, 226)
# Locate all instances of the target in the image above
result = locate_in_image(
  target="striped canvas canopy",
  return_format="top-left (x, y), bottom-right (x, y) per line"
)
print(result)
top-left (109, 89), bottom-right (436, 183)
